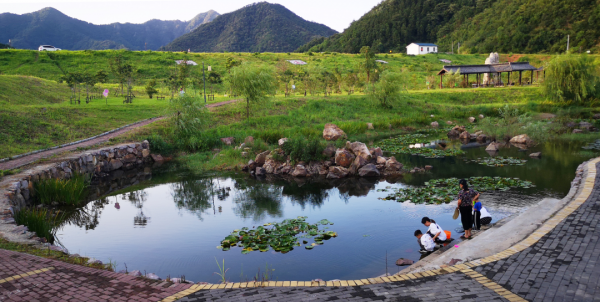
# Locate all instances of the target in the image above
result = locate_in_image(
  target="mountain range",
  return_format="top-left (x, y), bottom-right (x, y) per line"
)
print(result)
top-left (0, 7), bottom-right (219, 50)
top-left (298, 0), bottom-right (600, 54)
top-left (162, 2), bottom-right (337, 53)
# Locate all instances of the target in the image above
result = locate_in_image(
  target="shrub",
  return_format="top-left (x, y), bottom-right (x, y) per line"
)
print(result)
top-left (14, 208), bottom-right (63, 243)
top-left (281, 137), bottom-right (326, 163)
top-left (169, 94), bottom-right (211, 151)
top-left (146, 134), bottom-right (174, 155)
top-left (366, 71), bottom-right (405, 108)
top-left (543, 54), bottom-right (600, 104)
top-left (33, 173), bottom-right (89, 206)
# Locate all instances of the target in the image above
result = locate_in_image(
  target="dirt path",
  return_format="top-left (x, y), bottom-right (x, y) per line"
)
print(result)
top-left (0, 99), bottom-right (243, 171)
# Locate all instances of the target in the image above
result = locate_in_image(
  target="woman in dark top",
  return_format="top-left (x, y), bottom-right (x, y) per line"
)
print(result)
top-left (457, 179), bottom-right (480, 239)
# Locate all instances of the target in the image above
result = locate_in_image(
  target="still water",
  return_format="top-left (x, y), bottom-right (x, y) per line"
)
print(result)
top-left (56, 140), bottom-right (597, 283)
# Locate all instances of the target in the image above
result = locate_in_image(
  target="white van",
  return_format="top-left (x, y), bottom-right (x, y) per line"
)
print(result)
top-left (38, 45), bottom-right (61, 51)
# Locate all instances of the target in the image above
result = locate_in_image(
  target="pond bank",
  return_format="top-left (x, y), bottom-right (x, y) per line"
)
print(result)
top-left (395, 157), bottom-right (592, 275)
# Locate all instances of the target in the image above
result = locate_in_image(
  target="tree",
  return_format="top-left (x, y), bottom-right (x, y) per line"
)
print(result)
top-left (169, 94), bottom-right (211, 151)
top-left (543, 54), bottom-right (599, 104)
top-left (61, 72), bottom-right (84, 103)
top-left (366, 71), bottom-right (405, 108)
top-left (145, 79), bottom-right (159, 99)
top-left (230, 63), bottom-right (276, 121)
top-left (108, 54), bottom-right (127, 95)
top-left (82, 73), bottom-right (98, 101)
top-left (359, 46), bottom-right (377, 85)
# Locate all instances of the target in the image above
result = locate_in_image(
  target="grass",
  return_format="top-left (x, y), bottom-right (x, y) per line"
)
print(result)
top-left (13, 207), bottom-right (63, 242)
top-left (33, 172), bottom-right (90, 206)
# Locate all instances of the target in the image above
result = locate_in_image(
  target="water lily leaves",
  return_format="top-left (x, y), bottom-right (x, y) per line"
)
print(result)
top-left (305, 245), bottom-right (314, 250)
top-left (375, 132), bottom-right (465, 158)
top-left (465, 156), bottom-right (527, 167)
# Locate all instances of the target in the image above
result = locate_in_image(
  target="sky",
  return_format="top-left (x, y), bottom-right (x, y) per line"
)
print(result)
top-left (0, 0), bottom-right (382, 32)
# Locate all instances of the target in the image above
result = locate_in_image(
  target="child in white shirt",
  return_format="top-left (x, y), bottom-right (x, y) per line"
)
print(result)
top-left (414, 230), bottom-right (435, 252)
top-left (421, 217), bottom-right (447, 242)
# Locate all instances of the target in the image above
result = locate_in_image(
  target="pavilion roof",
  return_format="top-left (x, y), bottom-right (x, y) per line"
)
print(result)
top-left (437, 62), bottom-right (539, 75)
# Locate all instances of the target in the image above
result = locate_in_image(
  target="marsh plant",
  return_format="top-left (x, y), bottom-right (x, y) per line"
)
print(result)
top-left (33, 172), bottom-right (90, 206)
top-left (476, 105), bottom-right (559, 143)
top-left (13, 207), bottom-right (63, 242)
top-left (280, 137), bottom-right (326, 163)
top-left (214, 258), bottom-right (229, 284)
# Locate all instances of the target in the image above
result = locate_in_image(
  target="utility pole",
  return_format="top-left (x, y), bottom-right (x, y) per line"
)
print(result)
top-left (567, 35), bottom-right (570, 52)
top-left (203, 62), bottom-right (207, 104)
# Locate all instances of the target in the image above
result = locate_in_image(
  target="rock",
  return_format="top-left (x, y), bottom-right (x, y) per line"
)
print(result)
top-left (459, 131), bottom-right (470, 140)
top-left (247, 160), bottom-right (257, 171)
top-left (483, 52), bottom-right (500, 84)
top-left (468, 117), bottom-right (476, 123)
top-left (346, 141), bottom-right (371, 160)
top-left (425, 165), bottom-right (433, 170)
top-left (446, 121), bottom-right (453, 125)
top-left (255, 167), bottom-right (266, 176)
top-left (385, 157), bottom-right (403, 171)
top-left (327, 166), bottom-right (349, 179)
top-left (447, 129), bottom-right (460, 138)
top-left (109, 159), bottom-right (123, 170)
top-left (476, 134), bottom-right (488, 143)
top-left (566, 122), bottom-right (577, 128)
top-left (241, 152), bottom-right (248, 158)
top-left (220, 137), bottom-right (235, 145)
top-left (323, 124), bottom-right (347, 141)
top-left (486, 143), bottom-right (499, 151)
top-left (150, 154), bottom-right (164, 163)
top-left (367, 123), bottom-right (374, 130)
top-left (322, 145), bottom-right (337, 158)
top-left (142, 149), bottom-right (150, 158)
top-left (479, 114), bottom-right (485, 119)
top-left (358, 164), bottom-right (380, 177)
top-left (573, 129), bottom-right (583, 134)
top-left (452, 125), bottom-right (466, 133)
top-left (255, 151), bottom-right (271, 166)
top-left (245, 136), bottom-right (254, 144)
top-left (263, 159), bottom-right (278, 174)
top-left (509, 134), bottom-right (531, 145)
top-left (395, 258), bottom-right (414, 266)
top-left (377, 156), bottom-right (388, 165)
top-left (594, 113), bottom-right (600, 120)
top-left (430, 115), bottom-right (435, 118)
top-left (370, 147), bottom-right (383, 159)
top-left (146, 273), bottom-right (161, 280)
top-left (335, 149), bottom-right (355, 167)
top-left (49, 245), bottom-right (67, 253)
top-left (306, 162), bottom-right (324, 175)
top-left (291, 165), bottom-right (308, 177)
top-left (580, 122), bottom-right (594, 130)
top-left (530, 152), bottom-right (542, 158)
top-left (431, 121), bottom-right (439, 128)
top-left (128, 270), bottom-right (142, 277)
top-left (353, 156), bottom-right (368, 169)
top-left (448, 259), bottom-right (463, 266)
top-left (278, 138), bottom-right (289, 147)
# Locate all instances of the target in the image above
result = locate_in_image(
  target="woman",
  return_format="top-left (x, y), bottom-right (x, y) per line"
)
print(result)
top-left (457, 179), bottom-right (480, 239)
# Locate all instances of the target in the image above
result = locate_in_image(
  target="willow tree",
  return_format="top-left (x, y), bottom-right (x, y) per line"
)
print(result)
top-left (230, 63), bottom-right (276, 121)
top-left (367, 71), bottom-right (405, 108)
top-left (359, 46), bottom-right (377, 85)
top-left (543, 54), bottom-right (599, 104)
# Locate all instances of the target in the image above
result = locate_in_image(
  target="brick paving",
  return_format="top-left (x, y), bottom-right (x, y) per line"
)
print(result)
top-left (0, 249), bottom-right (192, 302)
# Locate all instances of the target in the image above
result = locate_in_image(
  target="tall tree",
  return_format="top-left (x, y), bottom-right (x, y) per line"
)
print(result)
top-left (230, 63), bottom-right (276, 121)
top-left (359, 46), bottom-right (377, 85)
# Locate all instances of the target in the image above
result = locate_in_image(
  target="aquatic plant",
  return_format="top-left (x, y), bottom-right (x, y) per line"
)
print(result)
top-left (214, 258), bottom-right (229, 284)
top-left (582, 139), bottom-right (600, 151)
top-left (218, 216), bottom-right (336, 254)
top-left (280, 137), bottom-right (326, 163)
top-left (464, 156), bottom-right (528, 167)
top-left (383, 177), bottom-right (534, 204)
top-left (13, 207), bottom-right (63, 242)
top-left (33, 172), bottom-right (90, 206)
top-left (375, 133), bottom-right (464, 158)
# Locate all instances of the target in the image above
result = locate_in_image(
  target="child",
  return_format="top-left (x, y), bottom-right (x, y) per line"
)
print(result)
top-left (473, 201), bottom-right (493, 230)
top-left (414, 230), bottom-right (435, 253)
top-left (421, 217), bottom-right (447, 242)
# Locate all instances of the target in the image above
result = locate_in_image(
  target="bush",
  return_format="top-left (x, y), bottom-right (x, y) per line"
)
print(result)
top-left (33, 172), bottom-right (89, 206)
top-left (146, 134), bottom-right (174, 155)
top-left (14, 208), bottom-right (63, 243)
top-left (543, 54), bottom-right (600, 104)
top-left (281, 137), bottom-right (326, 163)
top-left (366, 71), bottom-right (405, 108)
top-left (169, 94), bottom-right (211, 151)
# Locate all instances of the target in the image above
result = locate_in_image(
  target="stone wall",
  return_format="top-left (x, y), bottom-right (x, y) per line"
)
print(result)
top-left (0, 141), bottom-right (155, 245)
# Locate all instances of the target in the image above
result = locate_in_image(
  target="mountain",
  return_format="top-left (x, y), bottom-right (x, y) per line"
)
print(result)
top-left (162, 2), bottom-right (337, 53)
top-left (0, 7), bottom-right (219, 50)
top-left (298, 0), bottom-right (600, 54)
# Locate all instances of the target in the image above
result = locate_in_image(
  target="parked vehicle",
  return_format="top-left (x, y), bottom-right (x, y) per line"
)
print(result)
top-left (38, 45), bottom-right (61, 51)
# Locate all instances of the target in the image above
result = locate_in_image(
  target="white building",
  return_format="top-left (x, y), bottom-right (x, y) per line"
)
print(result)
top-left (406, 43), bottom-right (438, 55)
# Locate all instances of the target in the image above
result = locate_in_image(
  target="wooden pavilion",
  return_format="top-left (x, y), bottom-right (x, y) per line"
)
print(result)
top-left (437, 62), bottom-right (543, 89)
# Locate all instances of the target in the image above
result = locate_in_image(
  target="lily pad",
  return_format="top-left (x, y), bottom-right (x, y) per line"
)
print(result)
top-left (374, 132), bottom-right (465, 158)
top-left (465, 156), bottom-right (527, 167)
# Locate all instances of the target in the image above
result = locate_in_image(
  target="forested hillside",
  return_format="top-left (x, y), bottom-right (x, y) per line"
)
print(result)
top-left (0, 8), bottom-right (219, 50)
top-left (299, 0), bottom-right (600, 54)
top-left (162, 2), bottom-right (337, 53)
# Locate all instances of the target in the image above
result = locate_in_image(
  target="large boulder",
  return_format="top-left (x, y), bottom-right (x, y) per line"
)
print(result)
top-left (247, 160), bottom-right (257, 171)
top-left (335, 149), bottom-right (355, 167)
top-left (459, 131), bottom-right (470, 140)
top-left (150, 154), bottom-right (164, 163)
top-left (530, 152), bottom-right (542, 158)
top-left (220, 137), bottom-right (235, 146)
top-left (327, 166), bottom-right (349, 179)
top-left (476, 134), bottom-right (488, 143)
top-left (358, 164), bottom-right (380, 177)
top-left (255, 151), bottom-right (271, 166)
top-left (255, 167), bottom-right (266, 176)
top-left (377, 156), bottom-right (388, 165)
top-left (263, 159), bottom-right (279, 174)
top-left (353, 156), bottom-right (368, 169)
top-left (453, 125), bottom-right (466, 133)
top-left (509, 134), bottom-right (531, 145)
top-left (385, 157), bottom-right (403, 171)
top-left (447, 129), bottom-right (461, 138)
top-left (291, 165), bottom-right (308, 177)
top-left (485, 143), bottom-right (499, 151)
top-left (346, 141), bottom-right (371, 160)
top-left (323, 124), bottom-right (347, 141)
top-left (370, 147), bottom-right (383, 159)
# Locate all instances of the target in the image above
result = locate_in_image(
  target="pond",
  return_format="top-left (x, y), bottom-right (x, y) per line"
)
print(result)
top-left (55, 139), bottom-right (598, 283)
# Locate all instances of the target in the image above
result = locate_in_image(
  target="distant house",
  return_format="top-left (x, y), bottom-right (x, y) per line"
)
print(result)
top-left (406, 43), bottom-right (438, 55)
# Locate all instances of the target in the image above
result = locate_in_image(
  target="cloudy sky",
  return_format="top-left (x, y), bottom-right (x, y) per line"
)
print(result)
top-left (0, 0), bottom-right (381, 32)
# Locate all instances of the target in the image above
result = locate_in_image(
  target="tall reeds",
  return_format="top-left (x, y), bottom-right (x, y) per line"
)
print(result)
top-left (13, 208), bottom-right (63, 243)
top-left (33, 172), bottom-right (89, 206)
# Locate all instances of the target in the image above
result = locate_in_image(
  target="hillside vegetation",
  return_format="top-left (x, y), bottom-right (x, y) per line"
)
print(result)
top-left (0, 75), bottom-right (70, 105)
top-left (163, 2), bottom-right (337, 53)
top-left (300, 0), bottom-right (600, 54)
top-left (0, 7), bottom-right (219, 50)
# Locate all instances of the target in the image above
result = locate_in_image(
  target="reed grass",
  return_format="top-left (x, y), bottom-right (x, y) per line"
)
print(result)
top-left (33, 172), bottom-right (90, 206)
top-left (13, 207), bottom-right (63, 242)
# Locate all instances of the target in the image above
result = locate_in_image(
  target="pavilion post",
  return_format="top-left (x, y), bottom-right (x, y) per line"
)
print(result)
top-left (467, 74), bottom-right (469, 87)
top-left (519, 71), bottom-right (522, 85)
top-left (508, 72), bottom-right (511, 86)
top-left (537, 71), bottom-right (539, 83)
top-left (531, 70), bottom-right (534, 84)
top-left (440, 74), bottom-right (443, 89)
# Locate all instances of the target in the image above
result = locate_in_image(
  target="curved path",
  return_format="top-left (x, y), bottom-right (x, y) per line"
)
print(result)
top-left (0, 159), bottom-right (598, 301)
top-left (0, 99), bottom-right (242, 171)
